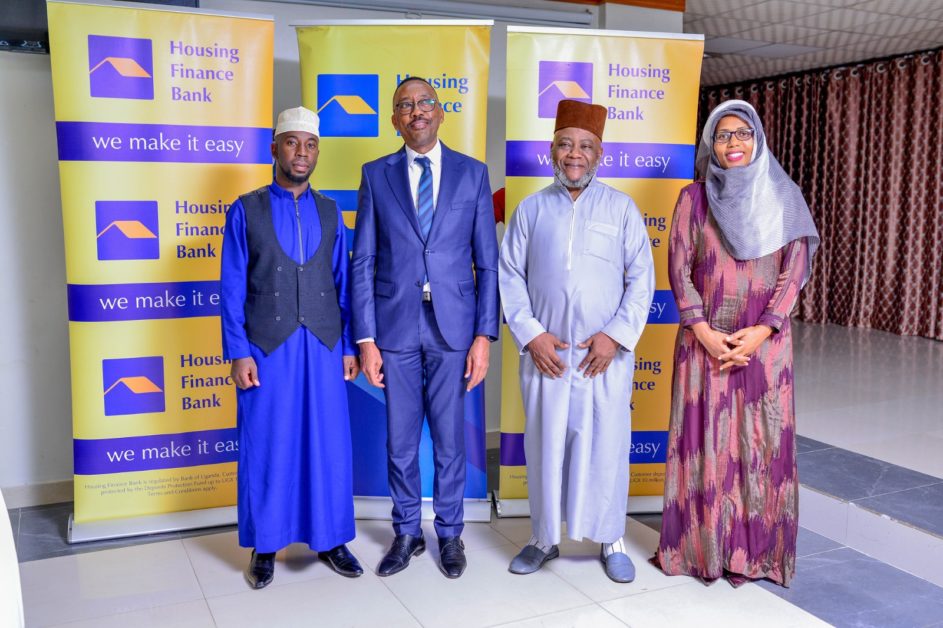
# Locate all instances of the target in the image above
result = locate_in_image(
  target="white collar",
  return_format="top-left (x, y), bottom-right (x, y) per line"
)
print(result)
top-left (405, 140), bottom-right (442, 166)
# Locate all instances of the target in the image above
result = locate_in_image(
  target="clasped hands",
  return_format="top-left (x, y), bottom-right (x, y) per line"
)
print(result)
top-left (230, 354), bottom-right (360, 390)
top-left (526, 331), bottom-right (619, 379)
top-left (691, 322), bottom-right (772, 371)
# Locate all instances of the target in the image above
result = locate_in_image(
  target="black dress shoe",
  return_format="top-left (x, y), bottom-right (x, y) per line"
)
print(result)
top-left (319, 544), bottom-right (364, 578)
top-left (245, 550), bottom-right (275, 589)
top-left (438, 536), bottom-right (466, 579)
top-left (377, 533), bottom-right (425, 577)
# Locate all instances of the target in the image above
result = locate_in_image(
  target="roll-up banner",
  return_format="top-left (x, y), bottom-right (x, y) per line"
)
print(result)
top-left (498, 26), bottom-right (703, 515)
top-left (294, 20), bottom-right (493, 521)
top-left (48, 0), bottom-right (274, 541)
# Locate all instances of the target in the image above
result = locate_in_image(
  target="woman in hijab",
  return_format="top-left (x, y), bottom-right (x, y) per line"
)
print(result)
top-left (653, 100), bottom-right (819, 587)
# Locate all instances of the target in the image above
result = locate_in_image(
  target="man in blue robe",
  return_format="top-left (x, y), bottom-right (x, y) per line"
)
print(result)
top-left (220, 107), bottom-right (362, 589)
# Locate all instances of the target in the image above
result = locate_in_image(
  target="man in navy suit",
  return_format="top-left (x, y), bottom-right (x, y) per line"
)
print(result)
top-left (351, 77), bottom-right (499, 579)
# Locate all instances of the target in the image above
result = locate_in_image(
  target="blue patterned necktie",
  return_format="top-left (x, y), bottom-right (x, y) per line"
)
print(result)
top-left (415, 156), bottom-right (434, 241)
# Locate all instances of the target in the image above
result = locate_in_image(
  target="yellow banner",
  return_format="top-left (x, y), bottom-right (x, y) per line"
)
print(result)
top-left (500, 28), bottom-right (703, 501)
top-left (48, 1), bottom-right (273, 523)
top-left (295, 21), bottom-right (492, 499)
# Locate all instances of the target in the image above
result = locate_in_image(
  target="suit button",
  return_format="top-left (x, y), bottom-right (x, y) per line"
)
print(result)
top-left (276, 266), bottom-right (282, 271)
top-left (274, 291), bottom-right (279, 297)
top-left (320, 291), bottom-right (325, 297)
top-left (299, 316), bottom-right (305, 322)
top-left (415, 281), bottom-right (421, 287)
top-left (298, 266), bottom-right (304, 272)
top-left (275, 316), bottom-right (281, 321)
top-left (424, 249), bottom-right (430, 255)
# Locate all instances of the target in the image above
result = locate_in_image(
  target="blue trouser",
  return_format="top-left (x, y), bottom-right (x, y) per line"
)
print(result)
top-left (381, 301), bottom-right (467, 539)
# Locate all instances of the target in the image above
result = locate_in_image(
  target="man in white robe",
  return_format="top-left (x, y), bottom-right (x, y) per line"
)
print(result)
top-left (499, 100), bottom-right (654, 583)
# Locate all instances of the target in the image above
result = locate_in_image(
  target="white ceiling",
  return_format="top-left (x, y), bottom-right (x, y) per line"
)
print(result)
top-left (685, 0), bottom-right (943, 85)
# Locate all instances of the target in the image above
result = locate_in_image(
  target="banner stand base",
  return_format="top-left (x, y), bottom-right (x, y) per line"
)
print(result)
top-left (494, 492), bottom-right (664, 518)
top-left (626, 496), bottom-right (666, 515)
top-left (68, 506), bottom-right (238, 544)
top-left (354, 497), bottom-right (492, 523)
top-left (494, 492), bottom-right (530, 518)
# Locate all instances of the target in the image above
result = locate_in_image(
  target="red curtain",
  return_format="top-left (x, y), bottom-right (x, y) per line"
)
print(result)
top-left (700, 48), bottom-right (943, 341)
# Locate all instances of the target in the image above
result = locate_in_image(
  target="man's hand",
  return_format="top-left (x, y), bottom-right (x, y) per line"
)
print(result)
top-left (718, 325), bottom-right (772, 371)
top-left (358, 341), bottom-right (384, 388)
top-left (526, 332), bottom-right (569, 378)
top-left (464, 336), bottom-right (491, 392)
top-left (231, 357), bottom-right (260, 390)
top-left (343, 355), bottom-right (360, 381)
top-left (577, 332), bottom-right (619, 378)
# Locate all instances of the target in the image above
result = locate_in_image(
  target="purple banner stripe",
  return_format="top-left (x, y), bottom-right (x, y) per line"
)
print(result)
top-left (56, 122), bottom-right (271, 164)
top-left (649, 290), bottom-right (680, 324)
top-left (506, 141), bottom-right (695, 179)
top-left (500, 432), bottom-right (526, 467)
top-left (629, 431), bottom-right (669, 464)
top-left (68, 281), bottom-right (220, 322)
top-left (74, 428), bottom-right (238, 475)
top-left (500, 431), bottom-right (670, 466)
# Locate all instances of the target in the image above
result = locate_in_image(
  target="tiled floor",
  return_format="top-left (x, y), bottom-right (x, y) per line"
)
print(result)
top-left (15, 515), bottom-right (836, 628)
top-left (11, 503), bottom-right (943, 627)
top-left (9, 321), bottom-right (943, 627)
top-left (796, 435), bottom-right (943, 538)
top-left (793, 321), bottom-right (943, 479)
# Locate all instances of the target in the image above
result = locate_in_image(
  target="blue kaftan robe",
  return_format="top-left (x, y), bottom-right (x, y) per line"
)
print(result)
top-left (220, 181), bottom-right (356, 553)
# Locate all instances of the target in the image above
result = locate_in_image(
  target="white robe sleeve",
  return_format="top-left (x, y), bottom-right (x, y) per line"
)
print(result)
top-left (601, 200), bottom-right (655, 352)
top-left (499, 204), bottom-right (547, 354)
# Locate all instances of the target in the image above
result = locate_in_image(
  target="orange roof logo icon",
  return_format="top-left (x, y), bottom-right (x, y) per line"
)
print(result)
top-left (538, 61), bottom-right (593, 118)
top-left (89, 57), bottom-right (152, 79)
top-left (538, 80), bottom-right (591, 99)
top-left (88, 35), bottom-right (154, 100)
top-left (104, 376), bottom-right (163, 396)
top-left (317, 95), bottom-right (377, 115)
top-left (97, 220), bottom-right (158, 240)
top-left (102, 356), bottom-right (165, 416)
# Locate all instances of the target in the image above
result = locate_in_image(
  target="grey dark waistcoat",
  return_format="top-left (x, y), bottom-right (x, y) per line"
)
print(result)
top-left (240, 186), bottom-right (342, 355)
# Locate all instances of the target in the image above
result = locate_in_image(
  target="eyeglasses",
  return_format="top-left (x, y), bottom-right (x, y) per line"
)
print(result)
top-left (713, 128), bottom-right (755, 144)
top-left (395, 98), bottom-right (438, 114)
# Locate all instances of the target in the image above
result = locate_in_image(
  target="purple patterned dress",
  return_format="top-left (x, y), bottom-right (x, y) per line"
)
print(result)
top-left (654, 181), bottom-right (810, 587)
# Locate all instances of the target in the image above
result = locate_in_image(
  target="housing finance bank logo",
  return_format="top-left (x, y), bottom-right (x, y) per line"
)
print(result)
top-left (317, 74), bottom-right (379, 137)
top-left (95, 201), bottom-right (159, 261)
top-left (88, 35), bottom-right (154, 100)
top-left (537, 61), bottom-right (593, 118)
top-left (102, 357), bottom-right (165, 416)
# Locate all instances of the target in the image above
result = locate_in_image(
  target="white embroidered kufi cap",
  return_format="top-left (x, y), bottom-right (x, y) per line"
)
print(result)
top-left (274, 106), bottom-right (319, 137)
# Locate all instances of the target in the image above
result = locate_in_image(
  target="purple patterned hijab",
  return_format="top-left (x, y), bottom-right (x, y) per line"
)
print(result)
top-left (696, 99), bottom-right (819, 286)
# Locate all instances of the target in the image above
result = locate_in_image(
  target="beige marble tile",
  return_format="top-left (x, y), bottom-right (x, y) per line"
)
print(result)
top-left (601, 579), bottom-right (830, 627)
top-left (381, 544), bottom-right (592, 628)
top-left (491, 604), bottom-right (627, 628)
top-left (207, 574), bottom-right (419, 628)
top-left (20, 540), bottom-right (202, 627)
top-left (182, 531), bottom-right (348, 598)
top-left (47, 600), bottom-right (214, 628)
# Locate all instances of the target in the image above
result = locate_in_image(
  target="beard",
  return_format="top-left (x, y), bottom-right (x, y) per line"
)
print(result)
top-left (278, 161), bottom-right (313, 185)
top-left (552, 159), bottom-right (598, 189)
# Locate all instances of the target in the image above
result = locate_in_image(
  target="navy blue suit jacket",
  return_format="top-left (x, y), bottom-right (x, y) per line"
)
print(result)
top-left (351, 143), bottom-right (499, 352)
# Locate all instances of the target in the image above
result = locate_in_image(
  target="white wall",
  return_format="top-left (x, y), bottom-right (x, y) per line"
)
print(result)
top-left (0, 52), bottom-right (74, 498)
top-left (0, 0), bottom-right (680, 501)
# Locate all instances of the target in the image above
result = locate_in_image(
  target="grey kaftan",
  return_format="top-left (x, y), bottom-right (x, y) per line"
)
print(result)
top-left (499, 178), bottom-right (655, 545)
